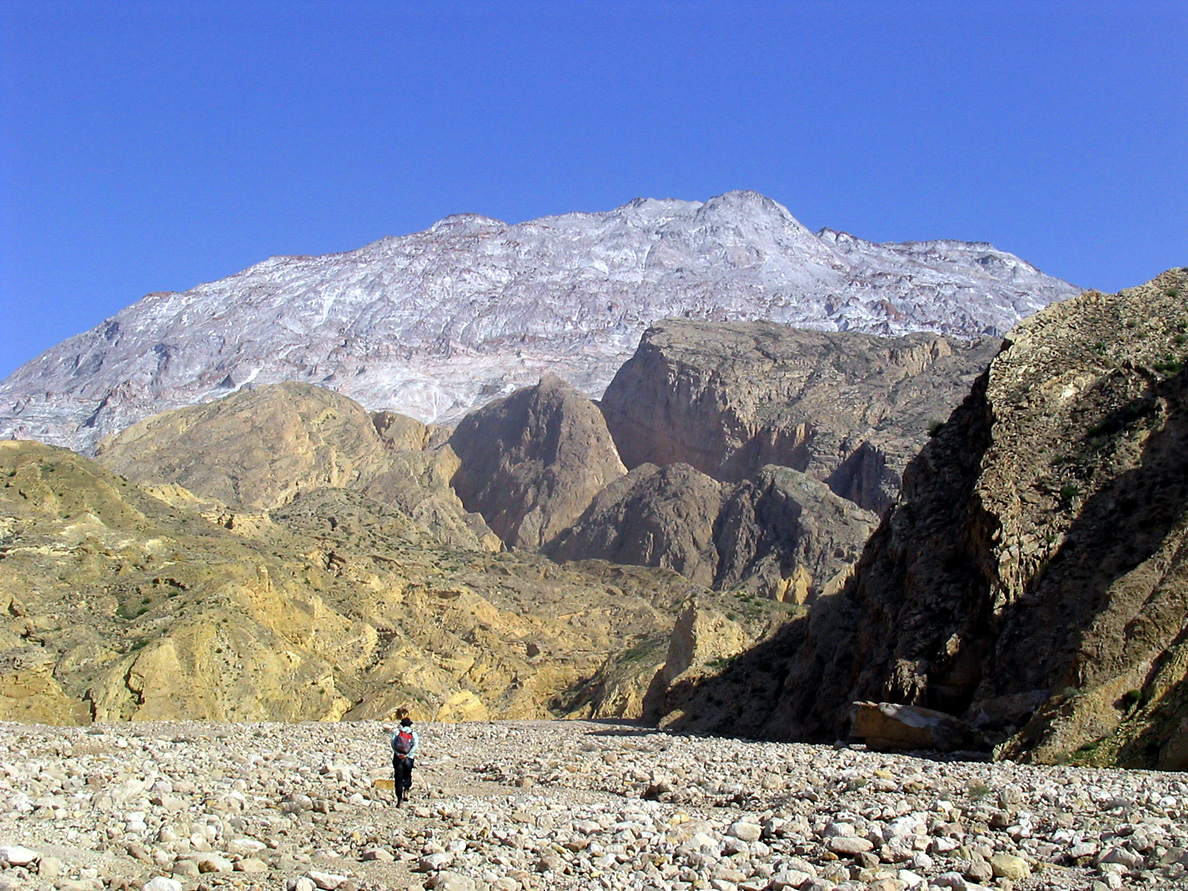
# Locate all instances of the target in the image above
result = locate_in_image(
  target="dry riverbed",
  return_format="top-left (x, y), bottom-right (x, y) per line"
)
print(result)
top-left (1, 720), bottom-right (1187, 891)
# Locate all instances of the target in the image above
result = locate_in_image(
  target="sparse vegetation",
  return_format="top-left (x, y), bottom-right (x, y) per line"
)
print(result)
top-left (1154, 355), bottom-right (1184, 377)
top-left (968, 782), bottom-right (992, 800)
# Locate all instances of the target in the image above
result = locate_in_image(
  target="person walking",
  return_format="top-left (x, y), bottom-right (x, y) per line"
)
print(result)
top-left (390, 716), bottom-right (420, 806)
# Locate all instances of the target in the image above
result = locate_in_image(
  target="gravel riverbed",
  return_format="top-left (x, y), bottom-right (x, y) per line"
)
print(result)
top-left (1, 720), bottom-right (1186, 891)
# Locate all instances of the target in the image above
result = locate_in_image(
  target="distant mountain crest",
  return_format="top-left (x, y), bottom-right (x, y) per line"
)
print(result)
top-left (0, 191), bottom-right (1080, 453)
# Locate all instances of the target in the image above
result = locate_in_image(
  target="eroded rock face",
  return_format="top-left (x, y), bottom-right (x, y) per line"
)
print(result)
top-left (714, 466), bottom-right (877, 600)
top-left (600, 320), bottom-right (999, 513)
top-left (548, 463), bottom-right (724, 586)
top-left (691, 269), bottom-right (1188, 768)
top-left (448, 375), bottom-right (626, 550)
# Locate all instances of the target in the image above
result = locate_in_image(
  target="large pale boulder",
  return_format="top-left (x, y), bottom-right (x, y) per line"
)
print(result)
top-left (850, 701), bottom-right (970, 752)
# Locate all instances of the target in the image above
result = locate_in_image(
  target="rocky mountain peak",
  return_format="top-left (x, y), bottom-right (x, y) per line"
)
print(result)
top-left (0, 192), bottom-right (1078, 454)
top-left (694, 189), bottom-right (803, 224)
top-left (426, 213), bottom-right (507, 237)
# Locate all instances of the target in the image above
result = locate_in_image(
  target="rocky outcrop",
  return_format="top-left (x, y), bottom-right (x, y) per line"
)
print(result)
top-left (600, 320), bottom-right (999, 513)
top-left (660, 598), bottom-right (751, 688)
top-left (448, 375), bottom-right (626, 550)
top-left (92, 382), bottom-right (499, 552)
top-left (94, 383), bottom-right (393, 510)
top-left (548, 463), bottom-right (724, 586)
top-left (551, 462), bottom-right (876, 602)
top-left (678, 269), bottom-right (1188, 769)
top-left (714, 466), bottom-right (877, 600)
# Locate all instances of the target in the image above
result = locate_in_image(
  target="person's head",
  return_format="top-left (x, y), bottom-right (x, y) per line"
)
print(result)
top-left (401, 717), bottom-right (412, 727)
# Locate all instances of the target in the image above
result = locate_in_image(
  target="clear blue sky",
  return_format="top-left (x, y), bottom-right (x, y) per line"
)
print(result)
top-left (2, 1), bottom-right (1185, 380)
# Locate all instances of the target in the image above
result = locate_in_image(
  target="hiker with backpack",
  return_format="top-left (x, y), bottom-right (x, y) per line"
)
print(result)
top-left (390, 716), bottom-right (419, 805)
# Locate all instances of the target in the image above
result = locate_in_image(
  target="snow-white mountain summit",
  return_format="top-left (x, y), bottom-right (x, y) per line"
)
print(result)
top-left (0, 191), bottom-right (1079, 452)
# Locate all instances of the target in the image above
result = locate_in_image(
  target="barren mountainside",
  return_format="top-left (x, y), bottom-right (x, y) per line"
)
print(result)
top-left (670, 269), bottom-right (1188, 771)
top-left (5, 269), bottom-right (1188, 775)
top-left (0, 437), bottom-right (757, 725)
top-left (0, 191), bottom-right (1078, 453)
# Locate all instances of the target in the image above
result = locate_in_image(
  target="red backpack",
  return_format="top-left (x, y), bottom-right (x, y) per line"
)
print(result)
top-left (393, 729), bottom-right (414, 756)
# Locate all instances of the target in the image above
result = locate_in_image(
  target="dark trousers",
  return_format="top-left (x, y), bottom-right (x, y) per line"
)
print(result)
top-left (393, 755), bottom-right (414, 797)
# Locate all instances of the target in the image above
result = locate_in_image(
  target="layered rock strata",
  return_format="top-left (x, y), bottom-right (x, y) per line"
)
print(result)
top-left (600, 320), bottom-right (1000, 513)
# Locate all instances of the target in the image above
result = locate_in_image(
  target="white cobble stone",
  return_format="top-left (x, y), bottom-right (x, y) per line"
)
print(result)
top-left (1, 720), bottom-right (1188, 890)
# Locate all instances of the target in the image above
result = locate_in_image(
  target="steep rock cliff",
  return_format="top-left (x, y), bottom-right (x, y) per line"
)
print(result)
top-left (680, 270), bottom-right (1188, 769)
top-left (600, 321), bottom-right (999, 513)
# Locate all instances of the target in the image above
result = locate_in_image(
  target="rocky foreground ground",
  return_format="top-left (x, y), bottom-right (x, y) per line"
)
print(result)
top-left (1, 720), bottom-right (1186, 891)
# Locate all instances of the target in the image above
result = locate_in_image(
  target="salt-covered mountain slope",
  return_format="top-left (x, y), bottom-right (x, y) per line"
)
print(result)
top-left (0, 191), bottom-right (1079, 453)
